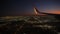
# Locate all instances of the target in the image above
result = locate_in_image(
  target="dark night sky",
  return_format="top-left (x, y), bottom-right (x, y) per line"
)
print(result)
top-left (1, 0), bottom-right (60, 16)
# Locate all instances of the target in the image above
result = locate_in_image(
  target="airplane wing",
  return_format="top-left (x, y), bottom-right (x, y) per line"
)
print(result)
top-left (34, 7), bottom-right (60, 20)
top-left (34, 7), bottom-right (60, 16)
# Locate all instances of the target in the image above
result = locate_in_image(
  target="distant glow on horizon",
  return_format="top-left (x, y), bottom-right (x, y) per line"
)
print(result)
top-left (42, 10), bottom-right (60, 14)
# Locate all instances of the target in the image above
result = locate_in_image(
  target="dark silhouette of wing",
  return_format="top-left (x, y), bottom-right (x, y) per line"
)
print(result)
top-left (34, 7), bottom-right (60, 16)
top-left (34, 7), bottom-right (60, 20)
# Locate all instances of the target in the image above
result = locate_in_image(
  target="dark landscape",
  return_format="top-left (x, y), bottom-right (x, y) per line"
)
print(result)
top-left (0, 15), bottom-right (60, 34)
